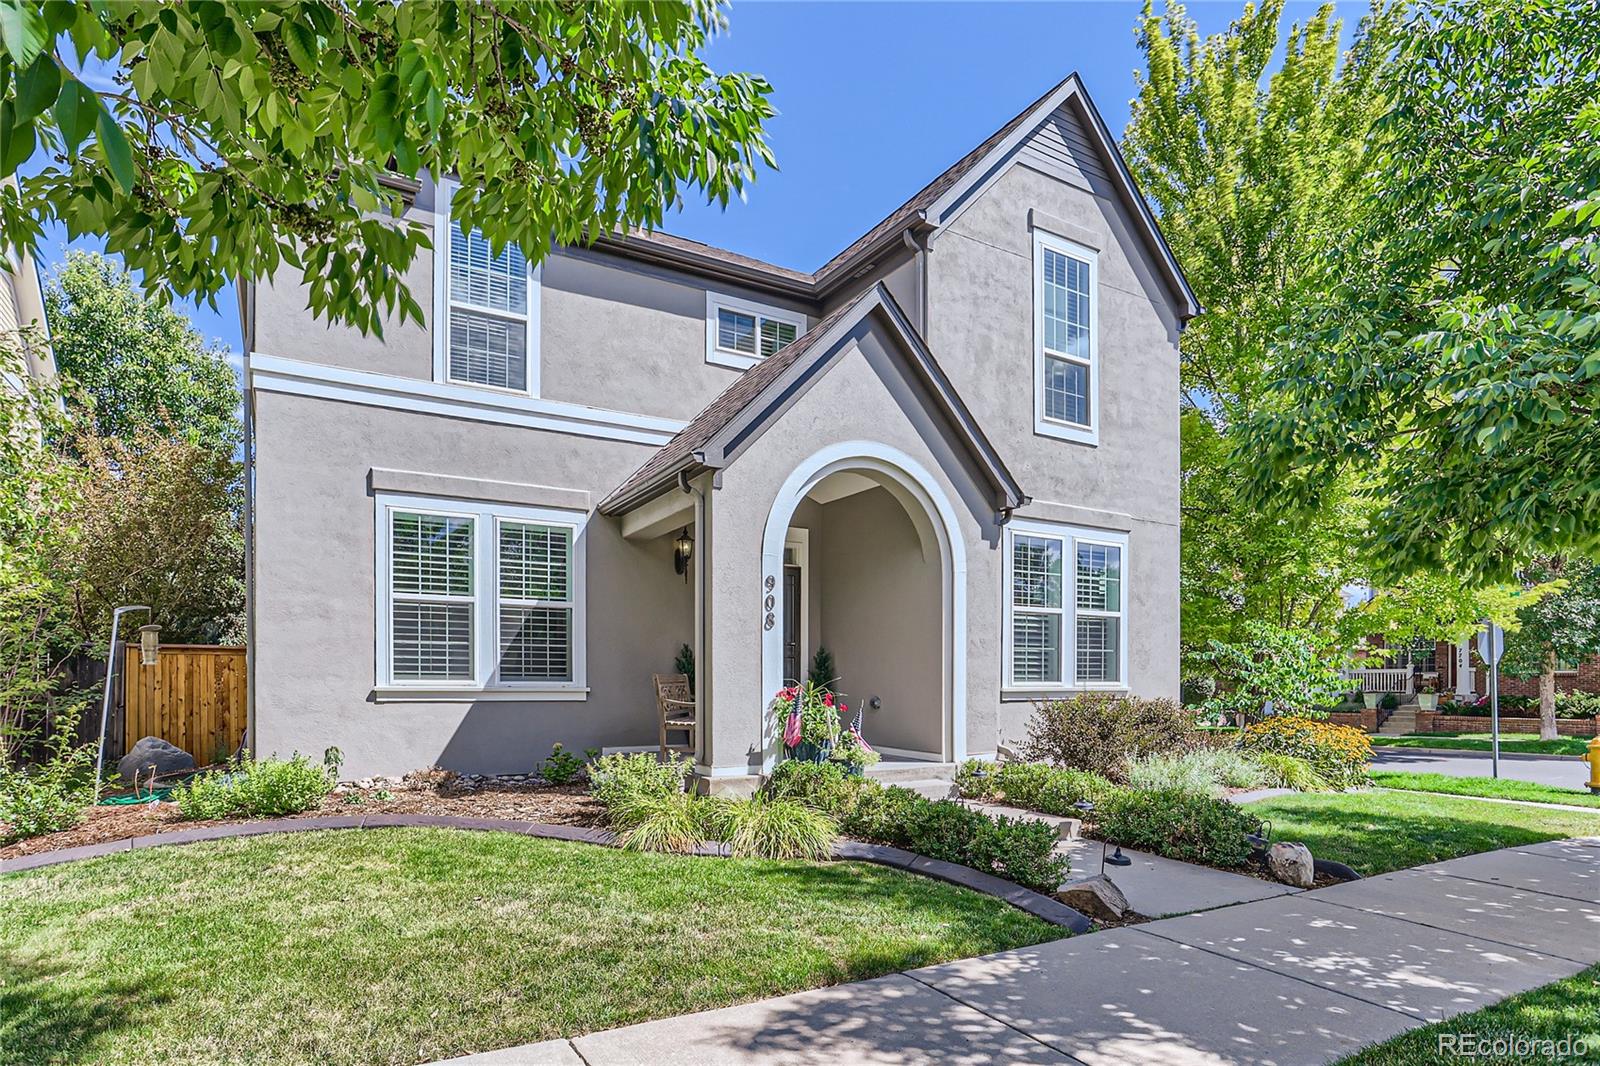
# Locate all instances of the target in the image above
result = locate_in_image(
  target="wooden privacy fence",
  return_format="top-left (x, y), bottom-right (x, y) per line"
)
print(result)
top-left (123, 644), bottom-right (247, 766)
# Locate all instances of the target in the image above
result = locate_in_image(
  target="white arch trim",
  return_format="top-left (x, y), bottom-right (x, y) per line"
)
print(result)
top-left (759, 441), bottom-right (967, 772)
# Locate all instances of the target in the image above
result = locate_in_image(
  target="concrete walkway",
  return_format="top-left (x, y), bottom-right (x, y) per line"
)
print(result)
top-left (440, 837), bottom-right (1600, 1065)
top-left (1371, 746), bottom-right (1591, 788)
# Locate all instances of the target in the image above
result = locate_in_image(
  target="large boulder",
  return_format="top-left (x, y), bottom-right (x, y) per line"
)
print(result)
top-left (1056, 875), bottom-right (1131, 922)
top-left (1268, 842), bottom-right (1315, 888)
top-left (118, 737), bottom-right (196, 786)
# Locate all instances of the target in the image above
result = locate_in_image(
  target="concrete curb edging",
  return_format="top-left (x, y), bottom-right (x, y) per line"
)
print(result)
top-left (0, 815), bottom-right (1093, 931)
top-left (1370, 744), bottom-right (1587, 762)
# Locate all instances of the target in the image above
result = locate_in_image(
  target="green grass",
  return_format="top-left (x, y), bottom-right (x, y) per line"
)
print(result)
top-left (1338, 964), bottom-right (1600, 1064)
top-left (0, 828), bottom-right (1062, 1066)
top-left (1370, 732), bottom-right (1591, 756)
top-left (1369, 770), bottom-right (1600, 810)
top-left (1242, 789), bottom-right (1600, 876)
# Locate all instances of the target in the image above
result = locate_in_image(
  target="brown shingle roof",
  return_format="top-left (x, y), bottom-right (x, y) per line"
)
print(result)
top-left (598, 292), bottom-right (874, 514)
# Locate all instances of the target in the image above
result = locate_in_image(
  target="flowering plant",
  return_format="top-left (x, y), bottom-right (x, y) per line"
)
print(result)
top-left (771, 681), bottom-right (842, 751)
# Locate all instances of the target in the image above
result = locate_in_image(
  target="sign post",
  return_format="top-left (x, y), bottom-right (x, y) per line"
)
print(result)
top-left (1477, 624), bottom-right (1505, 779)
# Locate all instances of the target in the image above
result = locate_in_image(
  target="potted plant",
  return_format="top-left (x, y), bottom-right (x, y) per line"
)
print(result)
top-left (831, 709), bottom-right (879, 775)
top-left (1362, 688), bottom-right (1381, 710)
top-left (1416, 676), bottom-right (1439, 712)
top-left (771, 681), bottom-right (841, 763)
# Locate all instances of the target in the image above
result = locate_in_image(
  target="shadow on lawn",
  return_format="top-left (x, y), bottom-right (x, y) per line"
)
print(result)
top-left (0, 951), bottom-right (170, 1065)
top-left (1260, 801), bottom-right (1590, 876)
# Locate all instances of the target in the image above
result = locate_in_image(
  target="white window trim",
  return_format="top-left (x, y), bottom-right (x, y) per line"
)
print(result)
top-left (1032, 228), bottom-right (1099, 446)
top-left (1002, 519), bottom-right (1128, 694)
top-left (704, 290), bottom-right (806, 370)
top-left (433, 178), bottom-right (543, 396)
top-left (375, 491), bottom-right (587, 699)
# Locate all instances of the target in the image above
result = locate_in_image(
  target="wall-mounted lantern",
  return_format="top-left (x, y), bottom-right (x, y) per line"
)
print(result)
top-left (673, 527), bottom-right (694, 581)
top-left (138, 624), bottom-right (162, 666)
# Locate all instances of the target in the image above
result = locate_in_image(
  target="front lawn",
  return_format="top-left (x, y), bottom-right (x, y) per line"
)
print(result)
top-left (0, 827), bottom-right (1062, 1066)
top-left (1241, 790), bottom-right (1600, 876)
top-left (1370, 732), bottom-right (1591, 756)
top-left (1338, 964), bottom-right (1600, 1065)
top-left (1369, 771), bottom-right (1600, 810)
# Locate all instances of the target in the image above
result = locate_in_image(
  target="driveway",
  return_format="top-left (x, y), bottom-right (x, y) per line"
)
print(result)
top-left (1371, 746), bottom-right (1590, 789)
top-left (438, 837), bottom-right (1600, 1066)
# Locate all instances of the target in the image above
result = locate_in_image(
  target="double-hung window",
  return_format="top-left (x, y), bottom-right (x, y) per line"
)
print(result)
top-left (1004, 521), bottom-right (1127, 690)
top-left (1033, 229), bottom-right (1098, 445)
top-left (376, 493), bottom-right (585, 697)
top-left (705, 291), bottom-right (804, 370)
top-left (434, 181), bottom-right (541, 393)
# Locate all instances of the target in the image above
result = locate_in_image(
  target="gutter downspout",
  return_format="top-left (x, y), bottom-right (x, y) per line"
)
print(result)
top-left (678, 469), bottom-right (708, 775)
top-left (240, 281), bottom-right (257, 756)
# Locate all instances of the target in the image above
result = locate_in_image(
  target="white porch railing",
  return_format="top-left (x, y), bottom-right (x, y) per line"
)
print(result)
top-left (1340, 667), bottom-right (1414, 695)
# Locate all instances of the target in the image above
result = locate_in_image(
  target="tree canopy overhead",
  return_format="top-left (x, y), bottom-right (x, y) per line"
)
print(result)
top-left (1240, 0), bottom-right (1600, 583)
top-left (0, 2), bottom-right (776, 335)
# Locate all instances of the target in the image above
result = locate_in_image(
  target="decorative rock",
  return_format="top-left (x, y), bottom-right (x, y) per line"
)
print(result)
top-left (117, 737), bottom-right (196, 785)
top-left (1267, 842), bottom-right (1315, 888)
top-left (1055, 874), bottom-right (1130, 922)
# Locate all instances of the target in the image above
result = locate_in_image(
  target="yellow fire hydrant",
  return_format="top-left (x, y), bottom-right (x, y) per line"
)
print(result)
top-left (1586, 737), bottom-right (1600, 795)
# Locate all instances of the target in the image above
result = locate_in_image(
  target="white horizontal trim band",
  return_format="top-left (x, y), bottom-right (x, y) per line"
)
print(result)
top-left (249, 353), bottom-right (686, 446)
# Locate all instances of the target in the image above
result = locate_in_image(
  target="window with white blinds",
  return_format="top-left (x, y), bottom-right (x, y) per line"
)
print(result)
top-left (1032, 229), bottom-right (1098, 445)
top-left (434, 181), bottom-right (540, 393)
top-left (705, 292), bottom-right (804, 369)
top-left (376, 494), bottom-right (585, 695)
top-left (1004, 521), bottom-right (1127, 689)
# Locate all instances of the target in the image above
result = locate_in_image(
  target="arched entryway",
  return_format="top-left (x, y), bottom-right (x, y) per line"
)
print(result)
top-left (760, 442), bottom-right (966, 772)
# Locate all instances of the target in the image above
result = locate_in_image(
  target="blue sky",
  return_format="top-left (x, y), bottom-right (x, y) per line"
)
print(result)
top-left (31, 1), bottom-right (1359, 355)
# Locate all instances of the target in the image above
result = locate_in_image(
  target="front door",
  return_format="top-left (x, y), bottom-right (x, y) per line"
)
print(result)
top-left (782, 565), bottom-right (802, 684)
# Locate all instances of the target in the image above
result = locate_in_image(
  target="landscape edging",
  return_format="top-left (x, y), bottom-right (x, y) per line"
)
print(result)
top-left (0, 814), bottom-right (1093, 932)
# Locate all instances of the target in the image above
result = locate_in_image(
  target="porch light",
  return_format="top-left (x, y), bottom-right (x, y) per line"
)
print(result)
top-left (673, 527), bottom-right (694, 580)
top-left (137, 624), bottom-right (162, 666)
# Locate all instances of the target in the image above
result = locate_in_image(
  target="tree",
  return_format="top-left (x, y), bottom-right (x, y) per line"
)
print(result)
top-left (59, 428), bottom-right (245, 646)
top-left (1240, 0), bottom-right (1600, 582)
top-left (0, 2), bottom-right (775, 335)
top-left (1195, 621), bottom-right (1349, 723)
top-left (46, 250), bottom-right (239, 454)
top-left (1499, 557), bottom-right (1600, 741)
top-left (1122, 1), bottom-right (1399, 662)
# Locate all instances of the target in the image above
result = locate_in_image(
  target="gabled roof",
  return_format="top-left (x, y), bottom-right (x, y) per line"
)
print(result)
top-left (598, 284), bottom-right (1027, 516)
top-left (589, 73), bottom-right (1199, 320)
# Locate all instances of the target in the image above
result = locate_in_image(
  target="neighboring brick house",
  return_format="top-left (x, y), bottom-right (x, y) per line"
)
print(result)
top-left (1347, 635), bottom-right (1600, 703)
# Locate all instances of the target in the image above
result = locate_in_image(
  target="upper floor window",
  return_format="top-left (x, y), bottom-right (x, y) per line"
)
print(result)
top-left (376, 492), bottom-right (585, 696)
top-left (705, 291), bottom-right (804, 370)
top-left (434, 181), bottom-right (541, 394)
top-left (1032, 229), bottom-right (1098, 445)
top-left (1003, 520), bottom-right (1127, 690)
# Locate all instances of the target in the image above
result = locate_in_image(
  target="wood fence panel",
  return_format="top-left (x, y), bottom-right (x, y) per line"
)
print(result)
top-left (124, 645), bottom-right (247, 766)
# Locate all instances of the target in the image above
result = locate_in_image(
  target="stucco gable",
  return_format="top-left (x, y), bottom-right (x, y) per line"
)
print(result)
top-left (597, 284), bottom-right (1025, 516)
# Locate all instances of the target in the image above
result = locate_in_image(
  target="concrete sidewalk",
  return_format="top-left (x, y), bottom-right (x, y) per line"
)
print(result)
top-left (439, 837), bottom-right (1600, 1065)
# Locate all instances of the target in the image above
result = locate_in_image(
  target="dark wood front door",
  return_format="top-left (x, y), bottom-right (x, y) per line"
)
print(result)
top-left (782, 565), bottom-right (802, 684)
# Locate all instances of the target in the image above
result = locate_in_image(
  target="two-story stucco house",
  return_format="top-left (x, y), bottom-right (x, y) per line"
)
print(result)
top-left (240, 73), bottom-right (1198, 787)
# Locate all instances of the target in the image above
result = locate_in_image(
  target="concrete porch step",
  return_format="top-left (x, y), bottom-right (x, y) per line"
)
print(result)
top-left (865, 761), bottom-right (957, 785)
top-left (892, 778), bottom-right (958, 801)
top-left (963, 800), bottom-right (1081, 840)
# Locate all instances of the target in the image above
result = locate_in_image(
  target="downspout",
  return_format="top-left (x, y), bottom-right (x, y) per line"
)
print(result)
top-left (678, 469), bottom-right (707, 774)
top-left (240, 281), bottom-right (257, 755)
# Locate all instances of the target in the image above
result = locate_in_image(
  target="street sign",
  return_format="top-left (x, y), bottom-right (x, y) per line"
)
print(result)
top-left (1477, 624), bottom-right (1505, 666)
top-left (1478, 623), bottom-right (1505, 778)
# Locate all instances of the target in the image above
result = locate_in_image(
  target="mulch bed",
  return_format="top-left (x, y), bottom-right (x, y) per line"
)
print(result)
top-left (0, 776), bottom-right (604, 861)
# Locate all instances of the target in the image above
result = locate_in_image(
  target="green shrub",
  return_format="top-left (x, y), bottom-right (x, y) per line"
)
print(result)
top-left (1555, 691), bottom-right (1600, 719)
top-left (764, 759), bottom-right (864, 815)
top-left (1124, 749), bottom-right (1265, 797)
top-left (1250, 752), bottom-right (1331, 792)
top-left (588, 752), bottom-right (690, 811)
top-left (958, 759), bottom-right (1119, 814)
top-left (709, 797), bottom-right (837, 860)
top-left (1095, 788), bottom-right (1262, 867)
top-left (1019, 693), bottom-right (1192, 778)
top-left (0, 736), bottom-right (95, 844)
top-left (1239, 715), bottom-right (1371, 789)
top-left (172, 752), bottom-right (336, 820)
top-left (842, 785), bottom-right (1068, 894)
top-left (537, 743), bottom-right (597, 785)
top-left (1380, 692), bottom-right (1401, 710)
top-left (613, 792), bottom-right (706, 853)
